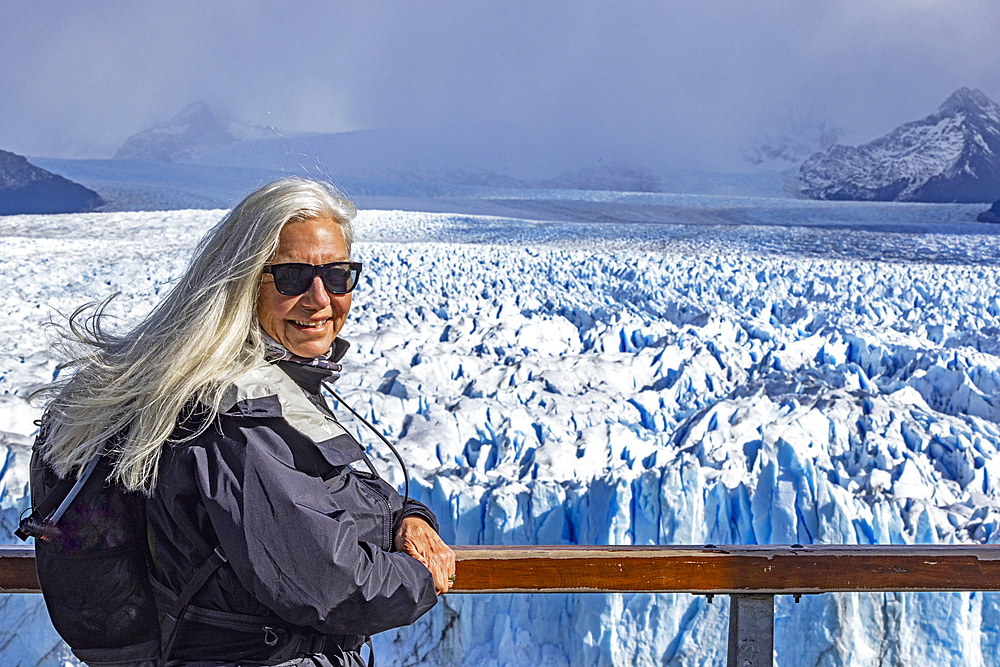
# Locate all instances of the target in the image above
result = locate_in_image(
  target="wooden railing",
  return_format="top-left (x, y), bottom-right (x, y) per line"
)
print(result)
top-left (5, 544), bottom-right (1000, 666)
top-left (0, 545), bottom-right (36, 594)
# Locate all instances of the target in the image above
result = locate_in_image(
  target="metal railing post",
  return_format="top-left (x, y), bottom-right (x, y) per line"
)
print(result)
top-left (727, 594), bottom-right (774, 667)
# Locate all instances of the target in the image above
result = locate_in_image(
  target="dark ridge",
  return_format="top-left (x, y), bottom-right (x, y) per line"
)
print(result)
top-left (0, 150), bottom-right (103, 215)
top-left (977, 197), bottom-right (1000, 223)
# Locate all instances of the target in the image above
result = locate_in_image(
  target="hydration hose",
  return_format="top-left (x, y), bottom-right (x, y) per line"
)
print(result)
top-left (321, 382), bottom-right (410, 531)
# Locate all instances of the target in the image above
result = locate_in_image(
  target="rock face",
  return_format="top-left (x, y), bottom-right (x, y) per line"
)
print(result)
top-left (114, 100), bottom-right (239, 162)
top-left (977, 198), bottom-right (1000, 223)
top-left (0, 150), bottom-right (103, 215)
top-left (799, 88), bottom-right (1000, 203)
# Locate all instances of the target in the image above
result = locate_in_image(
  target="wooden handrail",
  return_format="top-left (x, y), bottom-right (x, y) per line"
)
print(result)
top-left (7, 543), bottom-right (999, 667)
top-left (449, 544), bottom-right (1000, 593)
top-left (6, 543), bottom-right (1000, 594)
top-left (0, 546), bottom-right (37, 594)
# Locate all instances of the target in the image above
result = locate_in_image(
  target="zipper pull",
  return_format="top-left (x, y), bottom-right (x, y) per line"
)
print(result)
top-left (263, 626), bottom-right (279, 646)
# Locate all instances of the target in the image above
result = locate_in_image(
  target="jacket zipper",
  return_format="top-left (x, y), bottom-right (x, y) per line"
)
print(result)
top-left (369, 483), bottom-right (393, 551)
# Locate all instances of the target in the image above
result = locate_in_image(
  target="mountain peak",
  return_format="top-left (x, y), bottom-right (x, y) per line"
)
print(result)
top-left (172, 100), bottom-right (218, 125)
top-left (936, 87), bottom-right (1000, 118)
top-left (114, 101), bottom-right (237, 162)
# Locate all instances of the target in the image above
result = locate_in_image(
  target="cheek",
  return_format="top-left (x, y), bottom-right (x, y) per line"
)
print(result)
top-left (257, 291), bottom-right (288, 330)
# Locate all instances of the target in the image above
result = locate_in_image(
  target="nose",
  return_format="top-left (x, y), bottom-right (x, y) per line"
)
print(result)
top-left (300, 275), bottom-right (331, 309)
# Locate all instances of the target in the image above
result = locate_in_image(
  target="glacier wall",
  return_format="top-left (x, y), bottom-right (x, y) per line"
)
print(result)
top-left (343, 243), bottom-right (1000, 667)
top-left (2, 208), bottom-right (1000, 666)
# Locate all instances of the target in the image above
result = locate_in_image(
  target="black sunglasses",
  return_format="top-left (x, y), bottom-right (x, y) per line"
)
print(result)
top-left (262, 261), bottom-right (363, 296)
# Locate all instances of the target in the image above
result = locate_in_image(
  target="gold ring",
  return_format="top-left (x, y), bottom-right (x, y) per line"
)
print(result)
top-left (447, 574), bottom-right (457, 582)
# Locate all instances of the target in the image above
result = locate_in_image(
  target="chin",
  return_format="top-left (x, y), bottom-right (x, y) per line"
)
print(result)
top-left (281, 333), bottom-right (329, 357)
top-left (291, 342), bottom-right (332, 358)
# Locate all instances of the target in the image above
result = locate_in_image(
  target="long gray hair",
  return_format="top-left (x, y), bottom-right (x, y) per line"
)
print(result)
top-left (35, 177), bottom-right (356, 493)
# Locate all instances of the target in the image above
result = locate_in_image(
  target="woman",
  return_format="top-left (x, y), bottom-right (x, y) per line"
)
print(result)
top-left (32, 178), bottom-right (454, 666)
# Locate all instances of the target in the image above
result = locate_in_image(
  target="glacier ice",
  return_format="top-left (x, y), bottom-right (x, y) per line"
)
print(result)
top-left (2, 204), bottom-right (1000, 666)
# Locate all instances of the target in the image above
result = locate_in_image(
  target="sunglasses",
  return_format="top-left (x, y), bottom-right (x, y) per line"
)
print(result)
top-left (262, 261), bottom-right (363, 296)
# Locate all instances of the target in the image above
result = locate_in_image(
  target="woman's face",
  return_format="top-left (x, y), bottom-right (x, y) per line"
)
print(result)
top-left (257, 217), bottom-right (353, 358)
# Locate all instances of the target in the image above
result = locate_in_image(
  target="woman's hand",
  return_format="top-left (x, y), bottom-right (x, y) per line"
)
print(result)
top-left (395, 516), bottom-right (456, 595)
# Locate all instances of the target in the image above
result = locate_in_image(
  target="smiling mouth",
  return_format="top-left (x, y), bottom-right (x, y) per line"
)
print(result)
top-left (291, 319), bottom-right (328, 329)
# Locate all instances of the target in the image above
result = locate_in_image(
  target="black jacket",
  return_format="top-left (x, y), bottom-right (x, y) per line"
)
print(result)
top-left (145, 357), bottom-right (438, 663)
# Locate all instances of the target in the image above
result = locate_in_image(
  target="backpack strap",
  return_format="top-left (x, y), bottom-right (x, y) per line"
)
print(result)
top-left (157, 545), bottom-right (228, 667)
top-left (15, 452), bottom-right (108, 542)
top-left (14, 474), bottom-right (73, 541)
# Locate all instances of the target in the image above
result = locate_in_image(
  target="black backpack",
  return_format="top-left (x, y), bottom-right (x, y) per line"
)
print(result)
top-left (15, 430), bottom-right (225, 667)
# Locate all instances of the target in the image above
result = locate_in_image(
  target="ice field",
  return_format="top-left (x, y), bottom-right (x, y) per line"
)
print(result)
top-left (2, 196), bottom-right (1000, 666)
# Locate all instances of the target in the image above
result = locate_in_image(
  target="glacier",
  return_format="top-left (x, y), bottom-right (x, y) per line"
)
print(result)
top-left (2, 198), bottom-right (1000, 666)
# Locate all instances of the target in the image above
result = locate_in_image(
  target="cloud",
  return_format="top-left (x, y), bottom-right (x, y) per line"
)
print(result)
top-left (2, 0), bottom-right (998, 171)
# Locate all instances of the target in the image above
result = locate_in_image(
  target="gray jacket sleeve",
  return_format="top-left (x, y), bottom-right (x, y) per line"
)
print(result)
top-left (191, 417), bottom-right (438, 636)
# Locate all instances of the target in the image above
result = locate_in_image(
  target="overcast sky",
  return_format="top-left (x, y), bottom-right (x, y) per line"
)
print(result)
top-left (3, 0), bottom-right (999, 171)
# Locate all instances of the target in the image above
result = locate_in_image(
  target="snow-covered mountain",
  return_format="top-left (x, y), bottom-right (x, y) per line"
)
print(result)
top-left (798, 88), bottom-right (1000, 203)
top-left (0, 149), bottom-right (102, 215)
top-left (113, 101), bottom-right (271, 162)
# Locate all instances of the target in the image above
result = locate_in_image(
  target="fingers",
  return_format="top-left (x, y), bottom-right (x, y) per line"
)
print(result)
top-left (396, 516), bottom-right (456, 595)
top-left (425, 535), bottom-right (456, 595)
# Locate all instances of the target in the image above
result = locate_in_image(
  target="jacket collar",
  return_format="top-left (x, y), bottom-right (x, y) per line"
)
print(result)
top-left (261, 333), bottom-right (351, 395)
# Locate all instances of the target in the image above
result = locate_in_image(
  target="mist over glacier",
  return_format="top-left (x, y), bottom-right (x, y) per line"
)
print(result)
top-left (2, 200), bottom-right (1000, 666)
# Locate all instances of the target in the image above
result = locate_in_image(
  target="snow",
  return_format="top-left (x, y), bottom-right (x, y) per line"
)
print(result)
top-left (798, 88), bottom-right (1000, 203)
top-left (3, 197), bottom-right (1000, 666)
